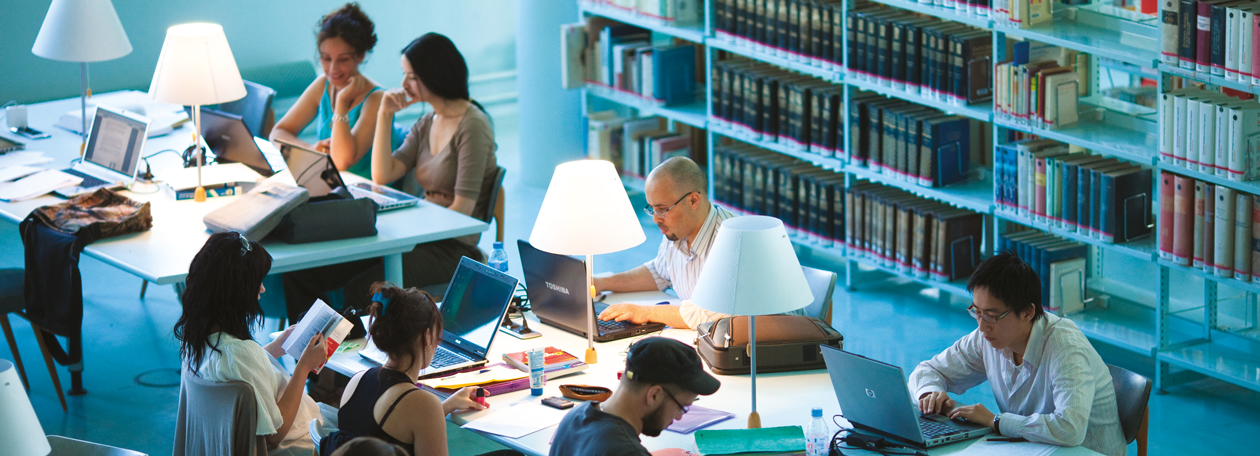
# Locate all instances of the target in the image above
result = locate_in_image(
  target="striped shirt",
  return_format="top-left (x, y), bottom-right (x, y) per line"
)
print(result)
top-left (908, 313), bottom-right (1126, 456)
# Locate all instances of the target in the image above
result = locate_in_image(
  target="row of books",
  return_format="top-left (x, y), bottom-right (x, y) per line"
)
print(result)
top-left (711, 58), bottom-right (845, 156)
top-left (588, 113), bottom-right (701, 179)
top-left (1162, 0), bottom-right (1260, 84)
top-left (849, 93), bottom-right (989, 187)
top-left (712, 143), bottom-right (844, 246)
top-left (847, 181), bottom-right (986, 281)
top-left (995, 139), bottom-right (1155, 244)
top-left (847, 4), bottom-right (994, 106)
top-left (1160, 172), bottom-right (1260, 281)
top-left (587, 0), bottom-right (703, 24)
top-left (999, 230), bottom-right (1088, 314)
top-left (713, 0), bottom-right (845, 70)
top-left (994, 41), bottom-right (1090, 130)
top-left (563, 21), bottom-right (700, 105)
top-left (1158, 88), bottom-right (1260, 181)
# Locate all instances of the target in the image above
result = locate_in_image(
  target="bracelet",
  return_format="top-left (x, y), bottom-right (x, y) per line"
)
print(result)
top-left (992, 415), bottom-right (1002, 436)
top-left (331, 113), bottom-right (350, 124)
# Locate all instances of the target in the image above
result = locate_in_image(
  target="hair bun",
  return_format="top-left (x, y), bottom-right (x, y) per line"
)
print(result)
top-left (319, 2), bottom-right (378, 55)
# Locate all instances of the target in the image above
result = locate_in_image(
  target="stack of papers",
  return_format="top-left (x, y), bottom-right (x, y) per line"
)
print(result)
top-left (461, 402), bottom-right (568, 439)
top-left (54, 91), bottom-right (189, 137)
top-left (962, 438), bottom-right (1057, 456)
top-left (0, 170), bottom-right (82, 202)
top-left (0, 151), bottom-right (54, 169)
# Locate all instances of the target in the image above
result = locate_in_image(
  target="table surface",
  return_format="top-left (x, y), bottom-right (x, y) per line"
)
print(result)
top-left (0, 92), bottom-right (488, 284)
top-left (325, 291), bottom-right (1104, 456)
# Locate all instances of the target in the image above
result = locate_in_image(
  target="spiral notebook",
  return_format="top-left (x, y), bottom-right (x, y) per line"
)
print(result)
top-left (666, 405), bottom-right (735, 434)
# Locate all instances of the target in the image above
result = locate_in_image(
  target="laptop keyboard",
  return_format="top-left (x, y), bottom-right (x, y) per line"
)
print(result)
top-left (430, 347), bottom-right (469, 368)
top-left (62, 168), bottom-right (109, 188)
top-left (597, 319), bottom-right (633, 332)
top-left (918, 416), bottom-right (963, 439)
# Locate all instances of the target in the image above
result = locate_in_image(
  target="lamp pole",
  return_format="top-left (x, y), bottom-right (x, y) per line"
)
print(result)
top-left (748, 315), bottom-right (760, 428)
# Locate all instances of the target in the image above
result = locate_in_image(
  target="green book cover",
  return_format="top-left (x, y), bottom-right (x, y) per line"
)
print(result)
top-left (694, 425), bottom-right (806, 455)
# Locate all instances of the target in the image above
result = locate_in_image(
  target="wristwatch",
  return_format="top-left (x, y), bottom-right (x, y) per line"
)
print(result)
top-left (331, 113), bottom-right (350, 124)
top-left (992, 415), bottom-right (1002, 436)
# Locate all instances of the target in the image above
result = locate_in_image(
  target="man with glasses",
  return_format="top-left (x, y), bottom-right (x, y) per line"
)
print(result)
top-left (908, 252), bottom-right (1125, 456)
top-left (549, 337), bottom-right (720, 455)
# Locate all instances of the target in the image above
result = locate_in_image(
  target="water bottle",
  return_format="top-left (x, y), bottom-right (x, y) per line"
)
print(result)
top-left (488, 242), bottom-right (509, 274)
top-left (806, 407), bottom-right (829, 456)
top-left (527, 347), bottom-right (545, 396)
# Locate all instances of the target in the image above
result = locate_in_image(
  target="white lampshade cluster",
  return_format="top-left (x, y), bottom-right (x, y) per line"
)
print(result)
top-left (32, 0), bottom-right (132, 63)
top-left (149, 23), bottom-right (246, 106)
top-left (0, 360), bottom-right (50, 456)
top-left (690, 215), bottom-right (813, 316)
top-left (529, 160), bottom-right (646, 255)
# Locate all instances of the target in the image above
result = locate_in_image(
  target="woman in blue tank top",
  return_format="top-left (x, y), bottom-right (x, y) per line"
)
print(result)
top-left (270, 3), bottom-right (401, 179)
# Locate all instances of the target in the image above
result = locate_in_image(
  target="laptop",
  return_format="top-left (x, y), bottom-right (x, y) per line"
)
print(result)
top-left (274, 138), bottom-right (420, 211)
top-left (192, 107), bottom-right (284, 177)
top-left (56, 105), bottom-right (149, 197)
top-left (359, 256), bottom-right (519, 377)
top-left (518, 239), bottom-right (667, 342)
top-left (820, 346), bottom-right (992, 448)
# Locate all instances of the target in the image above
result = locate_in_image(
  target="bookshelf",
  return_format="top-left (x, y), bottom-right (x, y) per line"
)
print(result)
top-left (572, 0), bottom-right (1260, 395)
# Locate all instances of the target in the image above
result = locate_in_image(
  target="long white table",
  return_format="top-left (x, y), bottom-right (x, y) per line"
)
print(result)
top-left (325, 291), bottom-right (1103, 456)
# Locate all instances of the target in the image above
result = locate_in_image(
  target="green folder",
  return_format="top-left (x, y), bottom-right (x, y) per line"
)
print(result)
top-left (693, 426), bottom-right (807, 455)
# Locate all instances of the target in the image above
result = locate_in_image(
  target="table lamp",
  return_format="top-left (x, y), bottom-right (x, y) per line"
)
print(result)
top-left (689, 216), bottom-right (813, 428)
top-left (148, 23), bottom-right (246, 202)
top-left (31, 0), bottom-right (133, 158)
top-left (0, 360), bottom-right (50, 456)
top-left (529, 160), bottom-right (646, 364)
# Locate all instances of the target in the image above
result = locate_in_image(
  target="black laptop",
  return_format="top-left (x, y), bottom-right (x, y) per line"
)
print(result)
top-left (193, 107), bottom-right (284, 177)
top-left (518, 240), bottom-right (667, 342)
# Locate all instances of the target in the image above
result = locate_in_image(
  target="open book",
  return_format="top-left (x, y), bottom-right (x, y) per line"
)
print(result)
top-left (282, 299), bottom-right (352, 374)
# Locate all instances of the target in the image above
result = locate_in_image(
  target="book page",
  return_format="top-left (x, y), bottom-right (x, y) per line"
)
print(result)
top-left (283, 299), bottom-right (348, 373)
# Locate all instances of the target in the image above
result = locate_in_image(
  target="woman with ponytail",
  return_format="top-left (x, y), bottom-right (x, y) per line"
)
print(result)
top-left (320, 283), bottom-right (488, 456)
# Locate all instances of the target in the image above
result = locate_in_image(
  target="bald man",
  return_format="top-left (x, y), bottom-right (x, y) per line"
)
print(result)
top-left (595, 157), bottom-right (805, 329)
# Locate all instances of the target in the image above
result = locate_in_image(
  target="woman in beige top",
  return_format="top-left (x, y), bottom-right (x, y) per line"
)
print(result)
top-left (282, 33), bottom-right (497, 321)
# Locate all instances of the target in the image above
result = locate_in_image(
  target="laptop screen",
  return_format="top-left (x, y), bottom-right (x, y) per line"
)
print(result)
top-left (517, 240), bottom-right (590, 332)
top-left (84, 106), bottom-right (146, 177)
top-left (438, 257), bottom-right (518, 357)
top-left (276, 139), bottom-right (345, 197)
top-left (196, 107), bottom-right (276, 177)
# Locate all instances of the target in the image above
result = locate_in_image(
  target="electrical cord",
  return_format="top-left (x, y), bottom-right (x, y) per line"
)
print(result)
top-left (827, 415), bottom-right (927, 456)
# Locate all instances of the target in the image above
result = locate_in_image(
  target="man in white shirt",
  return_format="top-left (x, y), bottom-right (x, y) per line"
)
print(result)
top-left (593, 157), bottom-right (735, 329)
top-left (909, 252), bottom-right (1126, 456)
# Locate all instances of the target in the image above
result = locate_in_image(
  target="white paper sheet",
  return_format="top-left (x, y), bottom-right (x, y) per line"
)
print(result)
top-left (282, 299), bottom-right (351, 374)
top-left (0, 165), bottom-right (44, 183)
top-left (0, 169), bottom-right (81, 201)
top-left (961, 438), bottom-right (1058, 456)
top-left (0, 151), bottom-right (53, 168)
top-left (461, 402), bottom-right (568, 438)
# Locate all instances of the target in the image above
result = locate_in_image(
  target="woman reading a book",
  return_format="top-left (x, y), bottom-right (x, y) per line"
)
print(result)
top-left (269, 2), bottom-right (403, 178)
top-left (174, 232), bottom-right (329, 456)
top-left (281, 32), bottom-right (497, 323)
top-left (320, 284), bottom-right (488, 456)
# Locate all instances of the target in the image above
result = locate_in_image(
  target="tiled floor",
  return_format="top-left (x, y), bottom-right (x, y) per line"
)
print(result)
top-left (2, 102), bottom-right (1257, 455)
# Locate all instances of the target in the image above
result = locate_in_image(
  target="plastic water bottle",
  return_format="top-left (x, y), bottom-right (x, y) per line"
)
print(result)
top-left (806, 407), bottom-right (829, 456)
top-left (488, 242), bottom-right (509, 274)
top-left (527, 347), bottom-right (545, 396)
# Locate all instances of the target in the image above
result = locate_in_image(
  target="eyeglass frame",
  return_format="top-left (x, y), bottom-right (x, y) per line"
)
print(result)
top-left (967, 304), bottom-right (1013, 324)
top-left (643, 191), bottom-right (696, 217)
top-left (661, 386), bottom-right (692, 414)
top-left (235, 232), bottom-right (252, 257)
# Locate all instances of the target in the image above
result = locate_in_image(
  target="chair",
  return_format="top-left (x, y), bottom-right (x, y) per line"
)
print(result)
top-left (216, 80), bottom-right (277, 138)
top-left (800, 266), bottom-right (838, 324)
top-left (1, 268), bottom-right (68, 411)
top-left (483, 166), bottom-right (507, 243)
top-left (1108, 364), bottom-right (1152, 456)
top-left (47, 435), bottom-right (147, 455)
top-left (309, 418), bottom-right (336, 448)
top-left (174, 367), bottom-right (268, 456)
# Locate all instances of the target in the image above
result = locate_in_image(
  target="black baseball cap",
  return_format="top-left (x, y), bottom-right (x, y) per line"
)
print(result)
top-left (624, 337), bottom-right (720, 395)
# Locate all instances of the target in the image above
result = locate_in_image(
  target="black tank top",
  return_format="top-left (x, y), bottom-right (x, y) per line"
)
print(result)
top-left (320, 367), bottom-right (420, 455)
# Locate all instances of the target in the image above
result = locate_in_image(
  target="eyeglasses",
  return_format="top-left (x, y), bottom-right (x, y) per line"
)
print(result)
top-left (967, 304), bottom-right (1013, 324)
top-left (663, 388), bottom-right (692, 414)
top-left (644, 191), bottom-right (695, 217)
top-left (236, 232), bottom-right (252, 257)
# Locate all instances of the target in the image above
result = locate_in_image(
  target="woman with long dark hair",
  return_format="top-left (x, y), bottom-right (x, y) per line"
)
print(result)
top-left (174, 232), bottom-right (328, 456)
top-left (320, 284), bottom-right (486, 456)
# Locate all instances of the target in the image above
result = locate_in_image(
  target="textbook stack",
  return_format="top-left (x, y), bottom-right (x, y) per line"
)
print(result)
top-left (712, 0), bottom-right (846, 71)
top-left (847, 94), bottom-right (988, 187)
top-left (1161, 0), bottom-right (1260, 85)
top-left (711, 58), bottom-right (844, 157)
top-left (1159, 172), bottom-right (1260, 282)
top-left (993, 41), bottom-right (1090, 131)
top-left (577, 21), bottom-right (702, 106)
top-left (1158, 88), bottom-right (1260, 180)
top-left (589, 114), bottom-right (702, 180)
top-left (998, 230), bottom-right (1088, 314)
top-left (846, 182), bottom-right (985, 282)
top-left (713, 144), bottom-right (844, 245)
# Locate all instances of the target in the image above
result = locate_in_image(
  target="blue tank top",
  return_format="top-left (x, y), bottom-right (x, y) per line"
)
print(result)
top-left (316, 81), bottom-right (405, 178)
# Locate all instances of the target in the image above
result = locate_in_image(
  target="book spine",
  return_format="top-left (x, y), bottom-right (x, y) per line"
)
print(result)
top-left (1215, 186), bottom-right (1236, 277)
top-left (1161, 172), bottom-right (1177, 259)
top-left (1173, 94), bottom-right (1189, 167)
top-left (1100, 171), bottom-right (1117, 243)
top-left (1034, 157), bottom-right (1048, 222)
top-left (1089, 167), bottom-right (1104, 238)
top-left (1163, 0), bottom-right (1183, 63)
top-left (892, 22), bottom-right (906, 90)
top-left (1186, 98), bottom-right (1201, 168)
top-left (1210, 3), bottom-right (1227, 75)
top-left (1254, 13), bottom-right (1260, 84)
top-left (1018, 148), bottom-right (1031, 215)
top-left (1253, 194), bottom-right (1260, 280)
top-left (1236, 191), bottom-right (1252, 281)
top-left (1174, 175), bottom-right (1194, 265)
top-left (1226, 7), bottom-right (1241, 79)
top-left (1194, 181), bottom-right (1207, 267)
top-left (1216, 104), bottom-right (1230, 176)
top-left (1245, 10), bottom-right (1257, 80)
top-left (1197, 1), bottom-right (1212, 72)
top-left (1198, 98), bottom-right (1217, 173)
top-left (1180, 0), bottom-right (1198, 69)
top-left (1065, 163), bottom-right (1080, 231)
top-left (1205, 184), bottom-right (1216, 270)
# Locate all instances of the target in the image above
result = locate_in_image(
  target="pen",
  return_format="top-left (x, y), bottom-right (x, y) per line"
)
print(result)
top-left (654, 301), bottom-right (670, 305)
top-left (986, 437), bottom-right (1026, 443)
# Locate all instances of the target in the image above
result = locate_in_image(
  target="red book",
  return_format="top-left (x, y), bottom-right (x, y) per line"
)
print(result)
top-left (502, 347), bottom-right (580, 371)
top-left (1194, 181), bottom-right (1206, 267)
top-left (1160, 172), bottom-right (1176, 260)
top-left (1197, 1), bottom-right (1213, 71)
top-left (1173, 175), bottom-right (1195, 265)
top-left (1204, 184), bottom-right (1216, 270)
top-left (1253, 14), bottom-right (1260, 84)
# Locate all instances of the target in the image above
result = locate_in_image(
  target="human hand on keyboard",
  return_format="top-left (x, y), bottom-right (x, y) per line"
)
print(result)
top-left (598, 303), bottom-right (653, 324)
top-left (947, 403), bottom-right (994, 428)
top-left (918, 391), bottom-right (956, 416)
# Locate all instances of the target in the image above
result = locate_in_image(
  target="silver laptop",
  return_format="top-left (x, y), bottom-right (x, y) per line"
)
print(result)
top-left (821, 346), bottom-right (992, 448)
top-left (274, 138), bottom-right (420, 211)
top-left (56, 105), bottom-right (149, 197)
top-left (359, 256), bottom-right (518, 377)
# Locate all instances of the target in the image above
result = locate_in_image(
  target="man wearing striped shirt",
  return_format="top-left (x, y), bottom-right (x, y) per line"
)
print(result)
top-left (910, 253), bottom-right (1126, 456)
top-left (594, 157), bottom-right (742, 329)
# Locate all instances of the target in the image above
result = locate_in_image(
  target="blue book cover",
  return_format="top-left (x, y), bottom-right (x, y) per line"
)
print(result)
top-left (1013, 41), bottom-right (1031, 66)
top-left (652, 45), bottom-right (697, 105)
top-left (930, 117), bottom-right (971, 187)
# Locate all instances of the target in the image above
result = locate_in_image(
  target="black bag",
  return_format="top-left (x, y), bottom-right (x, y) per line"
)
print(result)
top-left (272, 194), bottom-right (379, 243)
top-left (695, 315), bottom-right (843, 375)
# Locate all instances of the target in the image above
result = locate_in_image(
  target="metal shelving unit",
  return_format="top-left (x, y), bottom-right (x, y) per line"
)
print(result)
top-left (577, 0), bottom-right (706, 43)
top-left (994, 111), bottom-right (1158, 167)
top-left (993, 7), bottom-right (1161, 69)
top-left (867, 0), bottom-right (993, 29)
top-left (706, 37), bottom-right (843, 82)
top-left (846, 164), bottom-right (994, 214)
top-left (846, 78), bottom-right (995, 123)
top-left (585, 84), bottom-right (709, 129)
top-left (1156, 162), bottom-right (1260, 198)
top-left (709, 122), bottom-right (846, 171)
top-left (995, 209), bottom-right (1157, 262)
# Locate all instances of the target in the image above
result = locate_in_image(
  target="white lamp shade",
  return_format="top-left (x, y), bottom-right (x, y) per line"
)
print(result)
top-left (0, 360), bottom-right (50, 456)
top-left (529, 160), bottom-right (646, 255)
top-left (32, 0), bottom-right (132, 62)
top-left (148, 23), bottom-right (246, 106)
top-left (690, 216), bottom-right (813, 316)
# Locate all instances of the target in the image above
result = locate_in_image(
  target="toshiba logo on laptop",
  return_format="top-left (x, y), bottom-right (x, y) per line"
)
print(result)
top-left (546, 282), bottom-right (570, 295)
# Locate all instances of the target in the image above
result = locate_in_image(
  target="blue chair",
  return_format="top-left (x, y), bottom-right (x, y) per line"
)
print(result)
top-left (216, 80), bottom-right (277, 138)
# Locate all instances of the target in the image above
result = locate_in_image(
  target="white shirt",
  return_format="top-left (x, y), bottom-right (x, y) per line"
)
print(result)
top-left (907, 314), bottom-right (1126, 456)
top-left (197, 332), bottom-right (321, 456)
top-left (645, 204), bottom-right (804, 328)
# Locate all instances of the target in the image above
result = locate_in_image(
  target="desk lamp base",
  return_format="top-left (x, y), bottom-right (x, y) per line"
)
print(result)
top-left (748, 411), bottom-right (761, 429)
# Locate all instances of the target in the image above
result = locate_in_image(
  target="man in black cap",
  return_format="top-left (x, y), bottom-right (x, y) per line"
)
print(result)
top-left (549, 337), bottom-right (720, 456)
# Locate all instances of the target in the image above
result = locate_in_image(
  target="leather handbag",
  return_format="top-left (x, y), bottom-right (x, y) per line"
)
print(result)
top-left (695, 315), bottom-right (843, 375)
top-left (202, 181), bottom-right (309, 240)
top-left (272, 194), bottom-right (379, 244)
